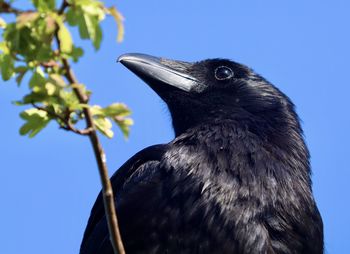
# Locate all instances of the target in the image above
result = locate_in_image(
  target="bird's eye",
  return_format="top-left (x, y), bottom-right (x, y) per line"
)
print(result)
top-left (214, 66), bottom-right (234, 80)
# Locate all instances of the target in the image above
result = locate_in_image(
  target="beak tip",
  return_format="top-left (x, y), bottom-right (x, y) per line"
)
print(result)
top-left (117, 53), bottom-right (161, 65)
top-left (117, 54), bottom-right (128, 64)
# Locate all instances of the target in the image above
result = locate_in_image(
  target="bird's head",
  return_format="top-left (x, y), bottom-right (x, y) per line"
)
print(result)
top-left (118, 53), bottom-right (301, 139)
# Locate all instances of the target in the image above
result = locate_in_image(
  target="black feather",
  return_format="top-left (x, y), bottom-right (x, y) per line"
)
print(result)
top-left (80, 54), bottom-right (323, 254)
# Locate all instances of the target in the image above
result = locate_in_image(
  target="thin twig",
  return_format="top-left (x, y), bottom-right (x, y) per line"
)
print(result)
top-left (31, 103), bottom-right (92, 135)
top-left (58, 0), bottom-right (69, 15)
top-left (55, 3), bottom-right (126, 252)
top-left (62, 57), bottom-right (126, 254)
top-left (0, 2), bottom-right (23, 14)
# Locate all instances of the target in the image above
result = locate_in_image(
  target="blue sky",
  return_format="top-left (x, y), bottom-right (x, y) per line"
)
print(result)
top-left (1, 0), bottom-right (349, 253)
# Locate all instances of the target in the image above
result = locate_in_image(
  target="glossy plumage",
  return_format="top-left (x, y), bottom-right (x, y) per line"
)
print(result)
top-left (80, 54), bottom-right (323, 254)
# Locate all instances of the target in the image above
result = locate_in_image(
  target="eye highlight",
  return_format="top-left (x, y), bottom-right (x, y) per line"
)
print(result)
top-left (214, 66), bottom-right (234, 80)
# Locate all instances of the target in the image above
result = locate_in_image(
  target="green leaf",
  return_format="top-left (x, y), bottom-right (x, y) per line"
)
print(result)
top-left (49, 74), bottom-right (66, 87)
top-left (0, 41), bottom-right (9, 54)
top-left (45, 82), bottom-right (56, 95)
top-left (90, 103), bottom-right (132, 138)
top-left (15, 66), bottom-right (29, 86)
top-left (59, 89), bottom-right (80, 108)
top-left (57, 22), bottom-right (73, 53)
top-left (108, 7), bottom-right (124, 43)
top-left (102, 103), bottom-right (131, 117)
top-left (35, 44), bottom-right (53, 62)
top-left (81, 11), bottom-right (102, 49)
top-left (0, 17), bottom-right (7, 29)
top-left (94, 116), bottom-right (114, 138)
top-left (29, 68), bottom-right (46, 89)
top-left (66, 3), bottom-right (104, 50)
top-left (15, 66), bottom-right (28, 73)
top-left (71, 83), bottom-right (91, 96)
top-left (93, 23), bottom-right (102, 49)
top-left (80, 2), bottom-right (106, 21)
top-left (1, 54), bottom-right (15, 81)
top-left (70, 46), bottom-right (84, 62)
top-left (17, 92), bottom-right (48, 105)
top-left (16, 12), bottom-right (40, 29)
top-left (66, 8), bottom-right (79, 26)
top-left (4, 15), bottom-right (54, 62)
top-left (19, 108), bottom-right (51, 137)
top-left (67, 103), bottom-right (88, 111)
top-left (90, 105), bottom-right (104, 116)
top-left (115, 117), bottom-right (133, 138)
top-left (16, 71), bottom-right (27, 85)
top-left (32, 0), bottom-right (56, 12)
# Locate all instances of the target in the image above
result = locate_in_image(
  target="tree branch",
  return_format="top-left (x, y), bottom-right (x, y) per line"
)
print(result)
top-left (58, 0), bottom-right (69, 15)
top-left (0, 2), bottom-right (23, 14)
top-left (54, 9), bottom-right (126, 252)
top-left (31, 103), bottom-right (92, 135)
top-left (64, 60), bottom-right (126, 254)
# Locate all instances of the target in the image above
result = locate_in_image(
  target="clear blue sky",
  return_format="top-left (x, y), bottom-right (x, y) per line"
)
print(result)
top-left (1, 1), bottom-right (349, 253)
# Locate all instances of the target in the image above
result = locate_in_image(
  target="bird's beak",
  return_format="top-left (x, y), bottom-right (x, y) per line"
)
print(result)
top-left (118, 53), bottom-right (198, 92)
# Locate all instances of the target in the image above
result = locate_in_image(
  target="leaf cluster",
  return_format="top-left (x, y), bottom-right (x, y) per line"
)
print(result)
top-left (0, 0), bottom-right (130, 139)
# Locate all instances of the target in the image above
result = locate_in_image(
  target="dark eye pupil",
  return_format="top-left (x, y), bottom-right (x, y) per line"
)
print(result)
top-left (215, 66), bottom-right (234, 80)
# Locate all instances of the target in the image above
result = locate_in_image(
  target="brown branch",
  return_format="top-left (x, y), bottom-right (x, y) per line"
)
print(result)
top-left (0, 2), bottom-right (23, 14)
top-left (62, 58), bottom-right (126, 254)
top-left (55, 17), bottom-right (126, 254)
top-left (58, 0), bottom-right (69, 15)
top-left (31, 103), bottom-right (92, 135)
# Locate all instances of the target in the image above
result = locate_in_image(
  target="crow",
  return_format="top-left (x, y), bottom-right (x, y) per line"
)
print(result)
top-left (80, 53), bottom-right (323, 254)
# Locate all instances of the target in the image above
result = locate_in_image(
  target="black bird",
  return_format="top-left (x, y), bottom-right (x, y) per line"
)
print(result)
top-left (80, 53), bottom-right (323, 254)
